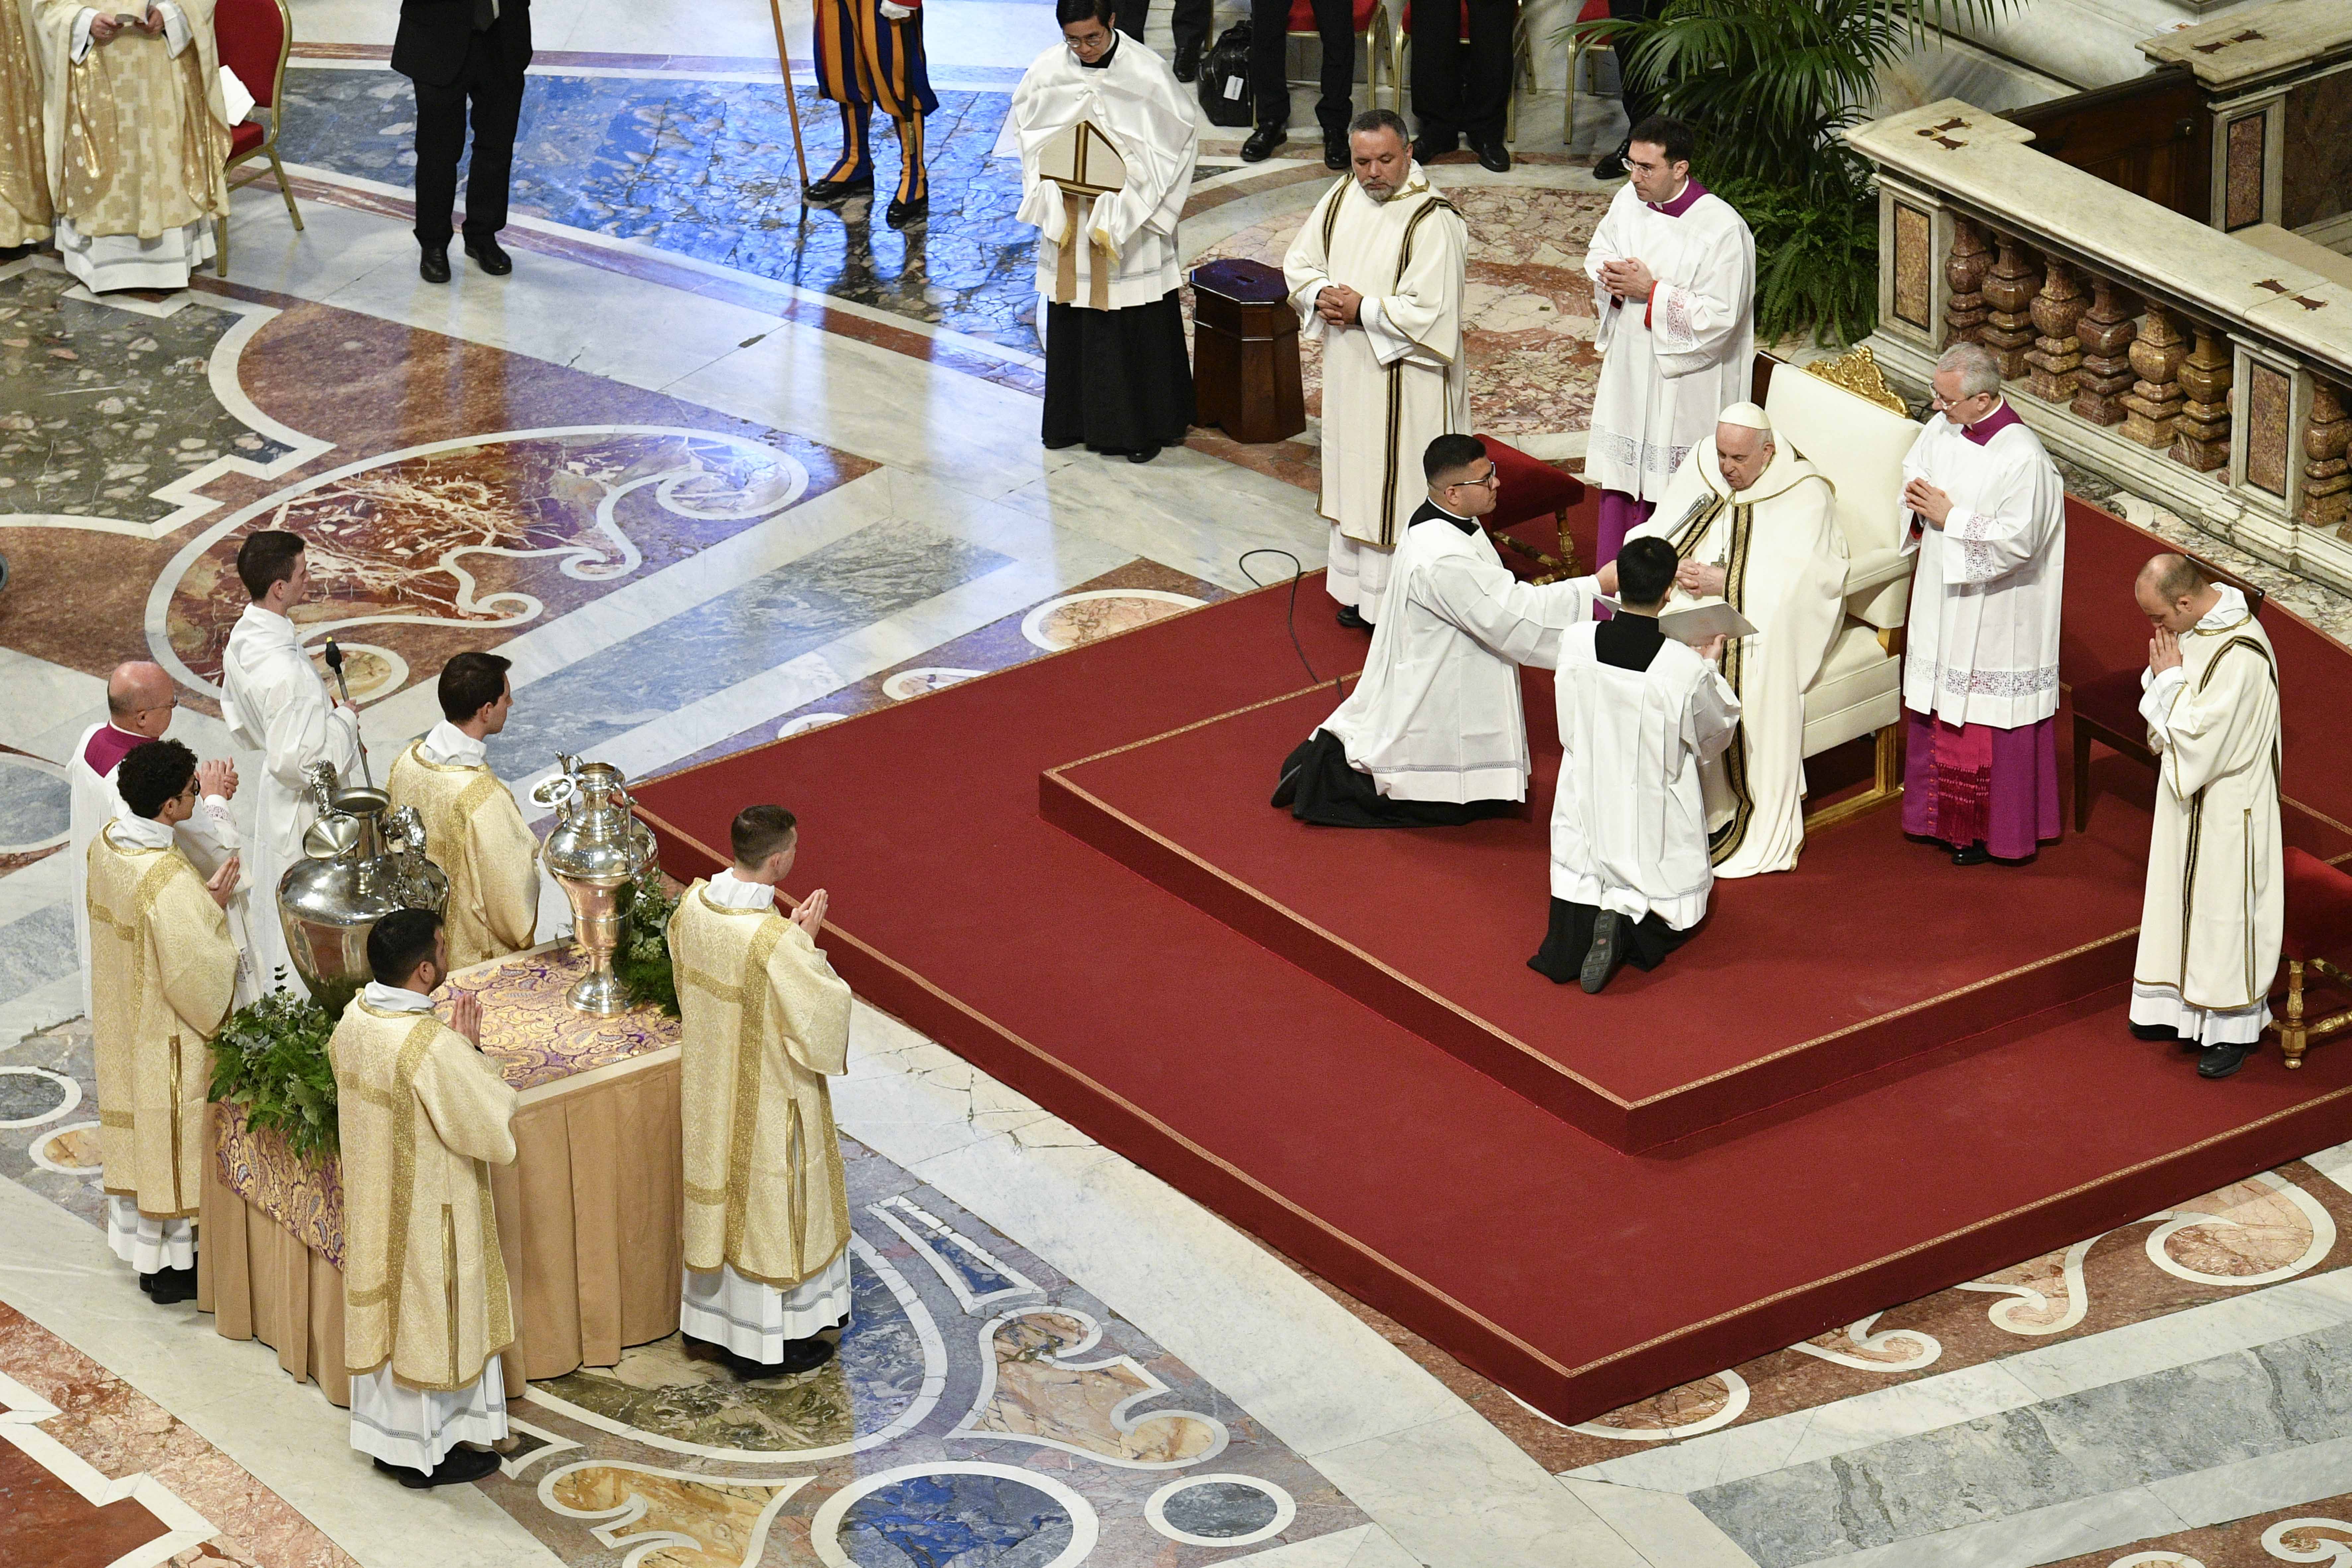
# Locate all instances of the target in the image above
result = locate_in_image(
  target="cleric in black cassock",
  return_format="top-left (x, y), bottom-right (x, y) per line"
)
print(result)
top-left (1013, 0), bottom-right (1199, 462)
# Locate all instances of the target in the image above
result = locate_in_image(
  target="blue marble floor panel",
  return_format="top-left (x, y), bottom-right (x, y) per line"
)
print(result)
top-left (0, 906), bottom-right (75, 1012)
top-left (276, 70), bottom-right (1042, 347)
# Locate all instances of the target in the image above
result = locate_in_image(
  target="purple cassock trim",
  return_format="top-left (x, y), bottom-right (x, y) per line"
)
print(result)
top-left (83, 724), bottom-right (144, 777)
top-left (1646, 178), bottom-right (1707, 218)
top-left (1962, 401), bottom-right (2022, 447)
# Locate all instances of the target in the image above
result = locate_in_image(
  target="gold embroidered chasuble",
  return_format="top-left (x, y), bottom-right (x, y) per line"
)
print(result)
top-left (387, 741), bottom-right (541, 971)
top-left (331, 1001), bottom-right (518, 1389)
top-left (2133, 608), bottom-right (2284, 1014)
top-left (85, 822), bottom-right (237, 1219)
top-left (670, 884), bottom-right (854, 1290)
top-left (1, 0), bottom-right (53, 246)
top-left (33, 0), bottom-right (228, 241)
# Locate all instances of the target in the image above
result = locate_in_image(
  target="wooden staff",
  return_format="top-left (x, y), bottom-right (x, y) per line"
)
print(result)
top-left (766, 0), bottom-right (812, 197)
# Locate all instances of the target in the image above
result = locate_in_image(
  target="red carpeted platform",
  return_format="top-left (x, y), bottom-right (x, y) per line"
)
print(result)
top-left (630, 495), bottom-right (2352, 1423)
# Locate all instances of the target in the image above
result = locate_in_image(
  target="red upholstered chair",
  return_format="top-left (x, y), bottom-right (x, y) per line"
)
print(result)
top-left (1289, 0), bottom-right (1398, 111)
top-left (1397, 0), bottom-right (1536, 143)
top-left (1477, 434), bottom-right (1585, 582)
top-left (2275, 848), bottom-right (2352, 1068)
top-left (2070, 558), bottom-right (2265, 832)
top-left (213, 0), bottom-right (303, 276)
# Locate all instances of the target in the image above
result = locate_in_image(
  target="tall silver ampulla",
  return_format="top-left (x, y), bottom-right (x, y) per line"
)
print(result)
top-left (534, 754), bottom-right (655, 1015)
top-left (277, 763), bottom-right (449, 1003)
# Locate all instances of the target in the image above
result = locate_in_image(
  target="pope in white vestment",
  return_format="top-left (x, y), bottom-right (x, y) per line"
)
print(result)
top-left (1278, 438), bottom-right (1601, 826)
top-left (1898, 345), bottom-right (2066, 864)
top-left (1283, 114), bottom-right (1469, 626)
top-left (2127, 558), bottom-right (2282, 1079)
top-left (1626, 405), bottom-right (1845, 876)
top-left (1014, 24), bottom-right (1198, 458)
top-left (218, 534), bottom-right (362, 997)
top-left (1533, 537), bottom-right (1741, 993)
top-left (1582, 130), bottom-right (1755, 566)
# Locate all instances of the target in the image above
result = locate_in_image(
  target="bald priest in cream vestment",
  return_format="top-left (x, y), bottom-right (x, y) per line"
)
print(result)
top-left (33, 0), bottom-right (231, 290)
top-left (1626, 403), bottom-right (1846, 877)
top-left (86, 739), bottom-right (240, 1305)
top-left (1, 0), bottom-right (54, 248)
top-left (387, 652), bottom-right (539, 972)
top-left (670, 805), bottom-right (856, 1377)
top-left (334, 909), bottom-right (517, 1488)
top-left (1283, 109), bottom-right (1469, 630)
top-left (2128, 555), bottom-right (2284, 1081)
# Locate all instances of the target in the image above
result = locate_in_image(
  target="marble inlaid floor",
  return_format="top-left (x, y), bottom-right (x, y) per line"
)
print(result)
top-left (8, 11), bottom-right (2352, 1566)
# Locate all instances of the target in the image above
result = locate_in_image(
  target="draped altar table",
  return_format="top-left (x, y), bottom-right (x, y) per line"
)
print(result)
top-left (196, 943), bottom-right (684, 1407)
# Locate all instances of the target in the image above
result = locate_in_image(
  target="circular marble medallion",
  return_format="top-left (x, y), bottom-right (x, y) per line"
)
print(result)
top-left (0, 757), bottom-right (71, 853)
top-left (307, 641), bottom-right (408, 704)
top-left (881, 668), bottom-right (985, 702)
top-left (30, 1121), bottom-right (104, 1175)
top-left (1019, 590), bottom-right (1206, 652)
top-left (0, 1066), bottom-right (79, 1128)
top-left (812, 1463), bottom-right (1097, 1568)
top-left (1146, 1473), bottom-right (1296, 1547)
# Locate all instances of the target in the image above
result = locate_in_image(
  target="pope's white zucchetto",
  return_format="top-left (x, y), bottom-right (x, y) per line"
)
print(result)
top-left (1717, 402), bottom-right (1771, 432)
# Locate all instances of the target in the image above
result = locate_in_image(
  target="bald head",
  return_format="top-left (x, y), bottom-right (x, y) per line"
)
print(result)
top-left (1715, 419), bottom-right (1776, 492)
top-left (2135, 553), bottom-right (2218, 634)
top-left (106, 662), bottom-right (176, 738)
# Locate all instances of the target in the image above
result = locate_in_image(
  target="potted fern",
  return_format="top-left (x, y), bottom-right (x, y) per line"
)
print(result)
top-left (209, 985), bottom-right (344, 1163)
top-left (1569, 0), bottom-right (2022, 345)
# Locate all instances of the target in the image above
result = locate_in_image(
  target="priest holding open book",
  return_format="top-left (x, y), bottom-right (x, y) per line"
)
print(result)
top-left (1014, 0), bottom-right (1198, 463)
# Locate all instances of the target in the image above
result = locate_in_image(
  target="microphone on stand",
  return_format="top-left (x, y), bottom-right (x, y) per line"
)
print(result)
top-left (322, 637), bottom-right (374, 788)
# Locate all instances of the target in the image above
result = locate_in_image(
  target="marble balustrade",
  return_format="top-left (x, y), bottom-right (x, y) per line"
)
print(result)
top-left (1850, 98), bottom-right (2352, 592)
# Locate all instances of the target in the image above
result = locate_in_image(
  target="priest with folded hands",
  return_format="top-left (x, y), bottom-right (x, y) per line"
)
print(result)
top-left (1275, 433), bottom-right (1608, 827)
top-left (87, 739), bottom-right (241, 1305)
top-left (670, 805), bottom-right (856, 1379)
top-left (335, 908), bottom-right (518, 1489)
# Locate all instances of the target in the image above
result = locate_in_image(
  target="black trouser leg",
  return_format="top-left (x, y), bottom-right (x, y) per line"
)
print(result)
top-left (411, 72), bottom-right (470, 247)
top-left (1171, 0), bottom-right (1210, 54)
top-left (1313, 0), bottom-right (1355, 134)
top-left (1459, 0), bottom-right (1514, 142)
top-left (461, 67), bottom-right (525, 240)
top-left (1610, 0), bottom-right (1654, 132)
top-left (1249, 0), bottom-right (1292, 125)
top-left (1115, 0), bottom-right (1145, 42)
top-left (1409, 0), bottom-right (1462, 145)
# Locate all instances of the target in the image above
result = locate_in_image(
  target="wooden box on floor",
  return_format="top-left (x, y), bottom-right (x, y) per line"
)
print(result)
top-left (1190, 261), bottom-right (1306, 445)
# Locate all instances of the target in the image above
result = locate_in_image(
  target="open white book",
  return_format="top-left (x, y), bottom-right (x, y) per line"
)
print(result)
top-left (1590, 599), bottom-right (1759, 645)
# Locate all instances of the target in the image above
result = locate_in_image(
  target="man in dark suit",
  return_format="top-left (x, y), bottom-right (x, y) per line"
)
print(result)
top-left (1409, 0), bottom-right (1514, 172)
top-left (1240, 0), bottom-right (1356, 169)
top-left (394, 0), bottom-right (532, 281)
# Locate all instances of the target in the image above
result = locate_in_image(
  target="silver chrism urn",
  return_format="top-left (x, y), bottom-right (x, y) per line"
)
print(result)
top-left (278, 763), bottom-right (449, 1004)
top-left (533, 754), bottom-right (656, 1015)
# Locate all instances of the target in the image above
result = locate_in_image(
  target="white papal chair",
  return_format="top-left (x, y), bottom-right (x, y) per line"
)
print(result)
top-left (1761, 350), bottom-right (1924, 829)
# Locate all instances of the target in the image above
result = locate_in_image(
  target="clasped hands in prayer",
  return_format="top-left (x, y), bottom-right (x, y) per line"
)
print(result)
top-left (88, 6), bottom-right (166, 42)
top-left (2148, 626), bottom-right (2184, 676)
top-left (1596, 256), bottom-right (1658, 303)
top-left (1313, 285), bottom-right (1365, 328)
top-left (1902, 478), bottom-right (1955, 528)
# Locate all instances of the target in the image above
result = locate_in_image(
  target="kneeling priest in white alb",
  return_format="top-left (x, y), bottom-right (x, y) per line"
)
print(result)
top-left (1626, 403), bottom-right (1845, 876)
top-left (334, 909), bottom-right (517, 1490)
top-left (2127, 554), bottom-right (2282, 1081)
top-left (1532, 537), bottom-right (1740, 994)
top-left (671, 805), bottom-right (856, 1378)
top-left (1275, 434), bottom-right (1606, 827)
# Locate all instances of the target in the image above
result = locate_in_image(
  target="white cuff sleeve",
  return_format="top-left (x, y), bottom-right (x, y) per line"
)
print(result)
top-left (71, 8), bottom-right (95, 61)
top-left (1357, 296), bottom-right (1415, 366)
top-left (158, 1), bottom-right (190, 52)
top-left (2138, 664), bottom-right (2187, 739)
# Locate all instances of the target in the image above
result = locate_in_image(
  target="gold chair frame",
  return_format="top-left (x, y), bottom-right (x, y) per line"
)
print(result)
top-left (217, 0), bottom-right (304, 276)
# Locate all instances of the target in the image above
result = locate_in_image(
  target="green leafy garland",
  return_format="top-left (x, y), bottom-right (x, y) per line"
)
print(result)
top-left (207, 984), bottom-right (345, 1162)
top-left (613, 861), bottom-right (681, 1016)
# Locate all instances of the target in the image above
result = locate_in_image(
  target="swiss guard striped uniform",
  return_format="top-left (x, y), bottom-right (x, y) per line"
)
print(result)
top-left (808, 0), bottom-right (939, 224)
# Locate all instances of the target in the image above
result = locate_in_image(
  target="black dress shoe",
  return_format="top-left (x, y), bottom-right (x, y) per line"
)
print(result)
top-left (1951, 842), bottom-right (1991, 866)
top-left (1471, 137), bottom-right (1511, 173)
top-left (724, 1335), bottom-right (836, 1378)
top-left (885, 193), bottom-right (928, 228)
top-left (805, 173), bottom-right (876, 202)
top-left (1580, 910), bottom-right (1625, 994)
top-left (1335, 604), bottom-right (1372, 631)
top-left (419, 244), bottom-right (451, 284)
top-left (147, 1265), bottom-right (198, 1305)
top-left (1174, 38), bottom-right (1202, 81)
top-left (1126, 445), bottom-right (1161, 464)
top-left (1593, 141), bottom-right (1630, 180)
top-left (1411, 135), bottom-right (1456, 165)
top-left (2198, 1041), bottom-right (2256, 1079)
top-left (1241, 124), bottom-right (1288, 162)
top-left (138, 1271), bottom-right (158, 1295)
top-left (1324, 130), bottom-right (1348, 170)
top-left (375, 1446), bottom-right (502, 1490)
top-left (463, 236), bottom-right (512, 275)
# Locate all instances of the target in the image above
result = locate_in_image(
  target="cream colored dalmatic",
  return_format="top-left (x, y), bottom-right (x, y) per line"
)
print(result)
top-left (32, 0), bottom-right (230, 289)
top-left (1629, 435), bottom-right (1846, 877)
top-left (2130, 589), bottom-right (2284, 1047)
top-left (1283, 165), bottom-right (1469, 612)
top-left (331, 998), bottom-right (518, 1391)
top-left (0, 0), bottom-right (53, 247)
top-left (387, 728), bottom-right (540, 972)
top-left (85, 817), bottom-right (238, 1223)
top-left (670, 880), bottom-right (854, 1296)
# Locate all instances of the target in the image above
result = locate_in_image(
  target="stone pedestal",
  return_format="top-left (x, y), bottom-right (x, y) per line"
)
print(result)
top-left (2024, 260), bottom-right (2087, 403)
top-left (2070, 278), bottom-right (2139, 425)
top-left (1944, 219), bottom-right (1992, 345)
top-left (2170, 322), bottom-right (2234, 472)
top-left (1980, 236), bottom-right (2043, 381)
top-left (2120, 305), bottom-right (2188, 448)
top-left (2303, 381), bottom-right (2349, 532)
